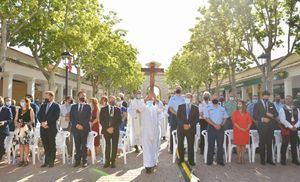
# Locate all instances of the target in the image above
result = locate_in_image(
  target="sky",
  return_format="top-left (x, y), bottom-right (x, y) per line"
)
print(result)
top-left (101, 0), bottom-right (206, 68)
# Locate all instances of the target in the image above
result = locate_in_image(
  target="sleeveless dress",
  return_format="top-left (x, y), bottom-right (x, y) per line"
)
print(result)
top-left (232, 110), bottom-right (253, 145)
top-left (90, 108), bottom-right (100, 146)
top-left (13, 109), bottom-right (34, 145)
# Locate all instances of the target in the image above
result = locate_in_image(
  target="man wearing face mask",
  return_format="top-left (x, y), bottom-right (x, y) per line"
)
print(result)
top-left (177, 93), bottom-right (199, 166)
top-left (0, 96), bottom-right (12, 161)
top-left (204, 94), bottom-right (229, 166)
top-left (136, 94), bottom-right (162, 174)
top-left (198, 91), bottom-right (211, 154)
top-left (219, 95), bottom-right (225, 107)
top-left (168, 86), bottom-right (185, 153)
top-left (224, 93), bottom-right (237, 130)
top-left (247, 95), bottom-right (258, 129)
top-left (100, 96), bottom-right (122, 168)
top-left (128, 90), bottom-right (144, 153)
top-left (4, 97), bottom-right (16, 132)
top-left (279, 95), bottom-right (300, 165)
top-left (70, 91), bottom-right (91, 168)
top-left (253, 91), bottom-right (278, 165)
top-left (37, 91), bottom-right (60, 168)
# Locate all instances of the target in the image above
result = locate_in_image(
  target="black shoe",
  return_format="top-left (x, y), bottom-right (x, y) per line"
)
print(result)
top-left (162, 136), bottom-right (166, 141)
top-left (189, 162), bottom-right (196, 166)
top-left (110, 162), bottom-right (116, 168)
top-left (73, 161), bottom-right (80, 168)
top-left (260, 161), bottom-right (266, 165)
top-left (18, 161), bottom-right (24, 167)
top-left (169, 151), bottom-right (173, 155)
top-left (41, 163), bottom-right (48, 168)
top-left (280, 160), bottom-right (286, 165)
top-left (134, 145), bottom-right (140, 153)
top-left (23, 161), bottom-right (29, 167)
top-left (292, 161), bottom-right (300, 165)
top-left (267, 161), bottom-right (275, 165)
top-left (82, 162), bottom-right (88, 168)
top-left (218, 162), bottom-right (225, 166)
top-left (48, 163), bottom-right (54, 168)
top-left (103, 162), bottom-right (110, 168)
top-left (145, 167), bottom-right (152, 174)
top-left (206, 162), bottom-right (212, 166)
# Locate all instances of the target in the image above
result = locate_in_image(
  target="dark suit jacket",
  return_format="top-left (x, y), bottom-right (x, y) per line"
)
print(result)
top-left (253, 100), bottom-right (278, 125)
top-left (70, 103), bottom-right (91, 133)
top-left (37, 102), bottom-right (60, 133)
top-left (0, 106), bottom-right (12, 136)
top-left (100, 105), bottom-right (122, 135)
top-left (7, 105), bottom-right (16, 131)
top-left (177, 104), bottom-right (199, 135)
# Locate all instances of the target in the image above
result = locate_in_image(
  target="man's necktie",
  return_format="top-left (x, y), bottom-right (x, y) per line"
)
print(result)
top-left (79, 104), bottom-right (83, 113)
top-left (264, 101), bottom-right (268, 112)
top-left (46, 103), bottom-right (50, 114)
top-left (187, 104), bottom-right (191, 119)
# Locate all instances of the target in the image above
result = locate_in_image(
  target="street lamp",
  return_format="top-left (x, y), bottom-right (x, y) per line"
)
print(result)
top-left (258, 52), bottom-right (269, 90)
top-left (61, 51), bottom-right (73, 97)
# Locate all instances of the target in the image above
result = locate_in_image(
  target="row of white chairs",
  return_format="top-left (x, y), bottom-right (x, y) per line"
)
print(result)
top-left (171, 126), bottom-right (300, 164)
top-left (4, 125), bottom-right (130, 165)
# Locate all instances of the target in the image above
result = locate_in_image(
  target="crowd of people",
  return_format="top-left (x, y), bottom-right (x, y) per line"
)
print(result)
top-left (0, 86), bottom-right (300, 175)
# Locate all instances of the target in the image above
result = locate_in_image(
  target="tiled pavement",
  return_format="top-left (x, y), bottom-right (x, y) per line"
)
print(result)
top-left (1, 141), bottom-right (299, 182)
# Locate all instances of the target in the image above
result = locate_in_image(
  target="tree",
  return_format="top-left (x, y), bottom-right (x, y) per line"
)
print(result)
top-left (242, 0), bottom-right (300, 95)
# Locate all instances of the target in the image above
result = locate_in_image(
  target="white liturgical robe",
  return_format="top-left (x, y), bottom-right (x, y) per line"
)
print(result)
top-left (138, 103), bottom-right (161, 168)
top-left (128, 98), bottom-right (144, 146)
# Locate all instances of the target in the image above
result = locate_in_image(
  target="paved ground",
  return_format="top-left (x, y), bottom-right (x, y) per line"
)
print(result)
top-left (1, 141), bottom-right (300, 182)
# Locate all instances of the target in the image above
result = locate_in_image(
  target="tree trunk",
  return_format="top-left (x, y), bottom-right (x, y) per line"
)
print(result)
top-left (230, 64), bottom-right (237, 97)
top-left (0, 19), bottom-right (7, 68)
top-left (76, 64), bottom-right (81, 91)
top-left (48, 71), bottom-right (57, 92)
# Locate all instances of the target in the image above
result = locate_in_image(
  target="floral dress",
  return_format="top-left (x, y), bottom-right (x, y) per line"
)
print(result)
top-left (13, 109), bottom-right (34, 145)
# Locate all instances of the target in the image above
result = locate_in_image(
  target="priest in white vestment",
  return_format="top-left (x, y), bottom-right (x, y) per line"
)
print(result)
top-left (137, 94), bottom-right (161, 174)
top-left (128, 91), bottom-right (143, 152)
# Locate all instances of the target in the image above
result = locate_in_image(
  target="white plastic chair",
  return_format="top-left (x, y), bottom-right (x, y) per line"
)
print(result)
top-left (86, 131), bottom-right (98, 164)
top-left (4, 132), bottom-right (15, 164)
top-left (56, 130), bottom-right (70, 165)
top-left (202, 130), bottom-right (227, 163)
top-left (31, 128), bottom-right (41, 165)
top-left (101, 131), bottom-right (128, 165)
top-left (250, 130), bottom-right (259, 163)
top-left (225, 129), bottom-right (251, 163)
top-left (118, 131), bottom-right (128, 164)
top-left (194, 124), bottom-right (201, 162)
top-left (172, 130), bottom-right (178, 163)
top-left (273, 130), bottom-right (282, 163)
top-left (298, 131), bottom-right (300, 159)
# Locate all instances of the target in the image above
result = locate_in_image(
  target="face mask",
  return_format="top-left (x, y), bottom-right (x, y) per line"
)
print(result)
top-left (203, 96), bottom-right (209, 101)
top-left (117, 101), bottom-right (122, 106)
top-left (44, 98), bottom-right (50, 103)
top-left (275, 99), bottom-right (280, 103)
top-left (20, 102), bottom-right (25, 108)
top-left (146, 101), bottom-right (153, 107)
top-left (252, 99), bottom-right (258, 103)
top-left (212, 99), bottom-right (219, 105)
top-left (0, 103), bottom-right (3, 107)
top-left (237, 105), bottom-right (243, 110)
top-left (229, 97), bottom-right (234, 101)
top-left (263, 98), bottom-right (269, 102)
top-left (136, 94), bottom-right (142, 99)
top-left (5, 101), bottom-right (11, 106)
top-left (79, 98), bottom-right (85, 102)
top-left (219, 98), bottom-right (224, 102)
top-left (175, 90), bottom-right (181, 94)
top-left (185, 98), bottom-right (191, 104)
top-left (109, 101), bottom-right (115, 106)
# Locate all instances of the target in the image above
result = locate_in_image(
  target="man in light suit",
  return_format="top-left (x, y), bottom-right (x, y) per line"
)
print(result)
top-left (70, 91), bottom-right (91, 168)
top-left (0, 96), bottom-right (12, 161)
top-left (177, 93), bottom-right (199, 166)
top-left (38, 91), bottom-right (60, 168)
top-left (100, 96), bottom-right (122, 168)
top-left (253, 91), bottom-right (278, 165)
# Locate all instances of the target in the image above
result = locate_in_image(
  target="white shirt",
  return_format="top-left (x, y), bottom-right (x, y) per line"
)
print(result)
top-left (199, 101), bottom-right (210, 119)
top-left (279, 105), bottom-right (300, 128)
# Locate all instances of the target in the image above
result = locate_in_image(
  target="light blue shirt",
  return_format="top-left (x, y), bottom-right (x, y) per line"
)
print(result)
top-left (204, 103), bottom-right (229, 125)
top-left (247, 102), bottom-right (255, 117)
top-left (274, 102), bottom-right (284, 113)
top-left (168, 95), bottom-right (185, 113)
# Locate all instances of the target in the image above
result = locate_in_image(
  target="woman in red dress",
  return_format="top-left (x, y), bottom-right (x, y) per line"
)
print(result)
top-left (232, 100), bottom-right (253, 164)
top-left (90, 98), bottom-right (100, 155)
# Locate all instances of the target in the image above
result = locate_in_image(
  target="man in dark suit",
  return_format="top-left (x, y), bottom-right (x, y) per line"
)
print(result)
top-left (177, 93), bottom-right (199, 166)
top-left (38, 91), bottom-right (60, 168)
top-left (4, 97), bottom-right (16, 132)
top-left (253, 91), bottom-right (278, 165)
top-left (0, 96), bottom-right (12, 161)
top-left (70, 91), bottom-right (91, 168)
top-left (100, 96), bottom-right (122, 168)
